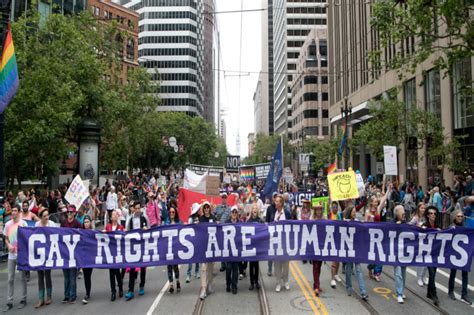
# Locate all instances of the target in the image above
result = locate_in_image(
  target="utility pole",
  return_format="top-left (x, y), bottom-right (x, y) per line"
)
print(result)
top-left (0, 0), bottom-right (12, 196)
top-left (341, 98), bottom-right (352, 171)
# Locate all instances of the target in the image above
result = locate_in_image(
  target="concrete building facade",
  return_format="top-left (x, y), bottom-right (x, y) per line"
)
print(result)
top-left (290, 28), bottom-right (329, 148)
top-left (272, 0), bottom-right (327, 137)
top-left (327, 0), bottom-right (473, 188)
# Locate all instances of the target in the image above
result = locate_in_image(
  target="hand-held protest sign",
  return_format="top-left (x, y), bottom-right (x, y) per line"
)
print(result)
top-left (383, 145), bottom-right (398, 176)
top-left (18, 221), bottom-right (474, 271)
top-left (65, 175), bottom-right (89, 209)
top-left (327, 171), bottom-right (360, 201)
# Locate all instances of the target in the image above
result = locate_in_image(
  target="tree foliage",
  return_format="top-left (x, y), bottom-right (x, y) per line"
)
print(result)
top-left (243, 134), bottom-right (294, 167)
top-left (303, 137), bottom-right (340, 172)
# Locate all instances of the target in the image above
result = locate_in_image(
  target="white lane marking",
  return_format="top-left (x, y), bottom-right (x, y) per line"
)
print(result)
top-left (146, 279), bottom-right (170, 315)
top-left (407, 267), bottom-right (474, 292)
top-left (406, 268), bottom-right (474, 308)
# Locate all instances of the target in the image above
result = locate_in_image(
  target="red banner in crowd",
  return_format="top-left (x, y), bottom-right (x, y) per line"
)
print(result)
top-left (178, 188), bottom-right (238, 223)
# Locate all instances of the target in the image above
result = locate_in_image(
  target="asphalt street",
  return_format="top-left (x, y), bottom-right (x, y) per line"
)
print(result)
top-left (0, 259), bottom-right (472, 314)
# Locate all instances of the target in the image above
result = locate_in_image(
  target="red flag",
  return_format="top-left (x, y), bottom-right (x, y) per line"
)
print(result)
top-left (178, 188), bottom-right (222, 224)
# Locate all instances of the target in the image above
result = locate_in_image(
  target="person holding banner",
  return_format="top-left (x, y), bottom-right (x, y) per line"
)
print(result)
top-left (199, 201), bottom-right (217, 300)
top-left (104, 210), bottom-right (124, 302)
top-left (423, 205), bottom-right (441, 306)
top-left (20, 200), bottom-right (39, 223)
top-left (3, 206), bottom-right (28, 312)
top-left (125, 201), bottom-right (149, 301)
top-left (342, 205), bottom-right (368, 301)
top-left (448, 209), bottom-right (472, 305)
top-left (164, 207), bottom-right (182, 294)
top-left (273, 195), bottom-right (292, 293)
top-left (311, 204), bottom-right (325, 296)
top-left (247, 204), bottom-right (264, 291)
top-left (409, 203), bottom-right (429, 287)
top-left (225, 206), bottom-right (241, 294)
top-left (186, 203), bottom-right (201, 283)
top-left (34, 208), bottom-right (56, 308)
top-left (366, 186), bottom-right (391, 282)
top-left (61, 205), bottom-right (81, 304)
top-left (328, 201), bottom-right (343, 289)
top-left (265, 192), bottom-right (278, 277)
top-left (393, 205), bottom-right (408, 304)
top-left (81, 216), bottom-right (94, 304)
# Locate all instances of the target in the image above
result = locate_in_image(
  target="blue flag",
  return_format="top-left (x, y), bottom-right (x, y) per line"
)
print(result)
top-left (262, 140), bottom-right (283, 200)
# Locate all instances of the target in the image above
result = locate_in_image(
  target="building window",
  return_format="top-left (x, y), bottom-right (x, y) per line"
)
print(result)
top-left (303, 93), bottom-right (318, 101)
top-left (452, 58), bottom-right (473, 129)
top-left (304, 76), bottom-right (317, 85)
top-left (322, 127), bottom-right (329, 135)
top-left (115, 34), bottom-right (123, 58)
top-left (126, 38), bottom-right (134, 60)
top-left (304, 110), bottom-right (318, 118)
top-left (424, 70), bottom-right (441, 116)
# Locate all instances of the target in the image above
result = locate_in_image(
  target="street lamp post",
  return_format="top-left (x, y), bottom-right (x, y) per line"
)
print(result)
top-left (341, 98), bottom-right (352, 170)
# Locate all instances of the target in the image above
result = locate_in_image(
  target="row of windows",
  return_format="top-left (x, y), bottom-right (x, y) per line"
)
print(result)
top-left (139, 23), bottom-right (197, 33)
top-left (305, 59), bottom-right (327, 68)
top-left (139, 48), bottom-right (197, 57)
top-left (140, 0), bottom-right (196, 8)
top-left (152, 72), bottom-right (197, 82)
top-left (303, 92), bottom-right (329, 101)
top-left (287, 0), bottom-right (327, 2)
top-left (287, 29), bottom-right (310, 37)
top-left (139, 36), bottom-right (197, 45)
top-left (303, 76), bottom-right (328, 85)
top-left (287, 6), bottom-right (326, 14)
top-left (287, 52), bottom-right (300, 59)
top-left (140, 11), bottom-right (196, 20)
top-left (160, 85), bottom-right (197, 94)
top-left (142, 60), bottom-right (197, 70)
top-left (287, 40), bottom-right (305, 48)
top-left (287, 18), bottom-right (326, 25)
top-left (91, 6), bottom-right (135, 29)
top-left (160, 98), bottom-right (198, 107)
top-left (301, 109), bottom-right (329, 119)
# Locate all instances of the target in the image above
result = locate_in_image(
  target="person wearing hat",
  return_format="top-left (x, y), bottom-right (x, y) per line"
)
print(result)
top-left (198, 201), bottom-right (217, 300)
top-left (215, 194), bottom-right (231, 272)
top-left (61, 205), bottom-right (81, 304)
top-left (81, 215), bottom-right (94, 304)
top-left (186, 203), bottom-right (201, 283)
top-left (225, 205), bottom-right (241, 294)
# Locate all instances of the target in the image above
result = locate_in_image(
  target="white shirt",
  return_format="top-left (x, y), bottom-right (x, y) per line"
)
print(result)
top-left (132, 216), bottom-right (141, 230)
top-left (106, 192), bottom-right (118, 210)
top-left (35, 221), bottom-right (57, 227)
top-left (274, 209), bottom-right (286, 222)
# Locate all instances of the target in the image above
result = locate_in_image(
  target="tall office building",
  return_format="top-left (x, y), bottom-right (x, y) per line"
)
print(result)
top-left (253, 72), bottom-right (268, 135)
top-left (272, 0), bottom-right (327, 137)
top-left (327, 0), bottom-right (473, 186)
top-left (124, 0), bottom-right (214, 117)
top-left (260, 0), bottom-right (273, 135)
top-left (201, 0), bottom-right (215, 124)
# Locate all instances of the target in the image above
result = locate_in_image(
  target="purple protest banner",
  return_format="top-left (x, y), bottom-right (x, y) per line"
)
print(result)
top-left (17, 221), bottom-right (474, 271)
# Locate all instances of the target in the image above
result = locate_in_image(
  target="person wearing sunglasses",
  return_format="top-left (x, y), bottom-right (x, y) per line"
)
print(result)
top-left (198, 201), bottom-right (216, 300)
top-left (422, 205), bottom-right (441, 306)
top-left (447, 209), bottom-right (472, 305)
top-left (34, 208), bottom-right (57, 308)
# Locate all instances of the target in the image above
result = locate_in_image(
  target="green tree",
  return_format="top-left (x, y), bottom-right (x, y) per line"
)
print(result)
top-left (244, 134), bottom-right (294, 167)
top-left (303, 137), bottom-right (339, 172)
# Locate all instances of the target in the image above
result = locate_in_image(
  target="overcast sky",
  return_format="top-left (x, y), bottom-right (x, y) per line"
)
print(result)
top-left (215, 0), bottom-right (262, 158)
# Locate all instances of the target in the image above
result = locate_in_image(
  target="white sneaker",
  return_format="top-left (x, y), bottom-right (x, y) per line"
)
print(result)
top-left (207, 283), bottom-right (214, 295)
top-left (239, 274), bottom-right (243, 280)
top-left (186, 275), bottom-right (191, 283)
top-left (275, 284), bottom-right (281, 292)
top-left (402, 294), bottom-right (406, 299)
top-left (331, 280), bottom-right (336, 289)
top-left (423, 277), bottom-right (429, 285)
top-left (199, 288), bottom-right (207, 300)
top-left (284, 282), bottom-right (290, 290)
top-left (335, 275), bottom-right (342, 283)
top-left (196, 272), bottom-right (201, 279)
top-left (397, 296), bottom-right (404, 304)
top-left (417, 279), bottom-right (424, 287)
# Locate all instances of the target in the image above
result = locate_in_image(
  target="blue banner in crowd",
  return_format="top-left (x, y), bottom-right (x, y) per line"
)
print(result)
top-left (17, 221), bottom-right (474, 271)
top-left (262, 140), bottom-right (283, 200)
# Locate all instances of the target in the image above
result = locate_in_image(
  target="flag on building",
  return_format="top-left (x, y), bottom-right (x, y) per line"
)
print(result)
top-left (338, 122), bottom-right (347, 156)
top-left (262, 140), bottom-right (283, 200)
top-left (327, 162), bottom-right (336, 174)
top-left (0, 26), bottom-right (19, 113)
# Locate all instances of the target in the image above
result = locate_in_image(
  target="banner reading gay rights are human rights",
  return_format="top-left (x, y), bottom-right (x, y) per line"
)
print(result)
top-left (17, 221), bottom-right (474, 271)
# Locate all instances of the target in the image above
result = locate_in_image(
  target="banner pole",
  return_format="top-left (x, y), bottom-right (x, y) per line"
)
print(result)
top-left (281, 135), bottom-right (285, 191)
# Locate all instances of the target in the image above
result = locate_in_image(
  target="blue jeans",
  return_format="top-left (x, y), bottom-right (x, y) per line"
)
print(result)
top-left (63, 268), bottom-right (77, 300)
top-left (345, 263), bottom-right (366, 296)
top-left (394, 266), bottom-right (406, 297)
top-left (368, 264), bottom-right (382, 275)
top-left (187, 263), bottom-right (199, 277)
top-left (226, 262), bottom-right (239, 290)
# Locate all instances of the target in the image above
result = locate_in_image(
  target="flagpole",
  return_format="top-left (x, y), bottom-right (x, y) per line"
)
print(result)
top-left (280, 134), bottom-right (284, 191)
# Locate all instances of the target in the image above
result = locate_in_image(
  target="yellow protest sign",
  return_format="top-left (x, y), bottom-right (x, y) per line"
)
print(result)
top-left (328, 171), bottom-right (360, 201)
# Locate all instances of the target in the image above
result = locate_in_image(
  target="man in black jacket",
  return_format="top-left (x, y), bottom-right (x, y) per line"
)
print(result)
top-left (265, 192), bottom-right (278, 276)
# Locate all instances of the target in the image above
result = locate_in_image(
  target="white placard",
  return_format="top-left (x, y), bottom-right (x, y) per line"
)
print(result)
top-left (356, 173), bottom-right (365, 197)
top-left (65, 175), bottom-right (89, 209)
top-left (376, 162), bottom-right (384, 175)
top-left (383, 145), bottom-right (398, 176)
top-left (183, 169), bottom-right (207, 194)
top-left (169, 137), bottom-right (177, 147)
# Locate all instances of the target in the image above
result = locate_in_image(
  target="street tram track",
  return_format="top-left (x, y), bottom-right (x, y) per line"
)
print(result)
top-left (192, 269), bottom-right (270, 315)
top-left (381, 270), bottom-right (450, 315)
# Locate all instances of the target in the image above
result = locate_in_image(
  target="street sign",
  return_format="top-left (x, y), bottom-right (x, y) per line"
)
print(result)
top-left (169, 136), bottom-right (177, 147)
top-left (299, 153), bottom-right (310, 166)
top-left (301, 164), bottom-right (308, 172)
top-left (376, 162), bottom-right (384, 175)
top-left (226, 155), bottom-right (240, 172)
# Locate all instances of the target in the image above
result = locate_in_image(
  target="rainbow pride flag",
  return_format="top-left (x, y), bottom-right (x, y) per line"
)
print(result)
top-left (0, 26), bottom-right (19, 113)
top-left (327, 161), bottom-right (336, 174)
top-left (239, 168), bottom-right (255, 182)
top-left (338, 122), bottom-right (347, 156)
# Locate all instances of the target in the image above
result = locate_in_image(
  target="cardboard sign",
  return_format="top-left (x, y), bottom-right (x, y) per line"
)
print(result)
top-left (205, 176), bottom-right (220, 196)
top-left (328, 171), bottom-right (360, 201)
top-left (355, 173), bottom-right (365, 197)
top-left (65, 175), bottom-right (89, 209)
top-left (383, 146), bottom-right (398, 176)
top-left (311, 196), bottom-right (329, 217)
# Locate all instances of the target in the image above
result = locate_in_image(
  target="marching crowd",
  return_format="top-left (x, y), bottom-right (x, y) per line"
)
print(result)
top-left (0, 172), bottom-right (473, 312)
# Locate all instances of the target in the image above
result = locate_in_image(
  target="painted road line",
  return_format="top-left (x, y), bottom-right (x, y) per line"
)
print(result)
top-left (146, 279), bottom-right (169, 315)
top-left (432, 268), bottom-right (474, 292)
top-left (289, 262), bottom-right (321, 315)
top-left (291, 262), bottom-right (330, 315)
top-left (406, 268), bottom-right (474, 308)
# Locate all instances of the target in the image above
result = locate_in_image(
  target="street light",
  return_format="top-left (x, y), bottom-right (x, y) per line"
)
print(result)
top-left (341, 98), bottom-right (352, 170)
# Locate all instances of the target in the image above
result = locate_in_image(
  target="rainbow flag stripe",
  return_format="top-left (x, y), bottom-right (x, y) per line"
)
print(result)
top-left (240, 169), bottom-right (255, 182)
top-left (0, 27), bottom-right (19, 113)
top-left (327, 162), bottom-right (336, 174)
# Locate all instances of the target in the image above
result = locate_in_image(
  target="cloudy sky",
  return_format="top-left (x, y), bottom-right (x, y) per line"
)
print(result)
top-left (215, 0), bottom-right (262, 158)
